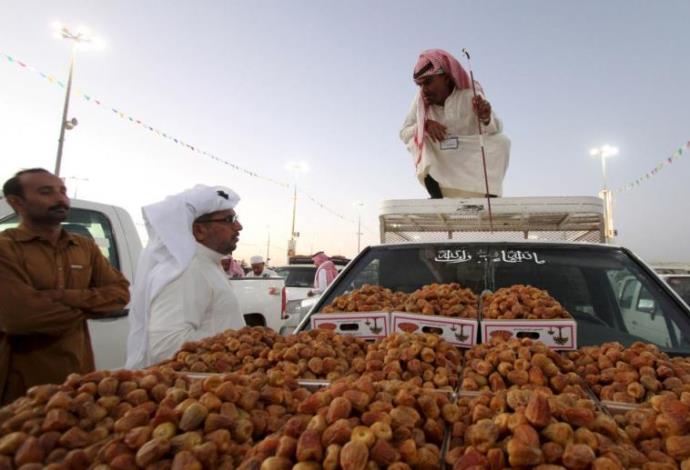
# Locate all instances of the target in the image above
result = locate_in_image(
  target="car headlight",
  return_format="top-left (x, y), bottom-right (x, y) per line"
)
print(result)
top-left (286, 299), bottom-right (304, 315)
top-left (295, 296), bottom-right (319, 318)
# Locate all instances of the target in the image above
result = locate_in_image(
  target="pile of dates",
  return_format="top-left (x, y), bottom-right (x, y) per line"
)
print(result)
top-left (353, 333), bottom-right (463, 390)
top-left (447, 389), bottom-right (643, 469)
top-left (482, 285), bottom-right (570, 320)
top-left (404, 283), bottom-right (478, 318)
top-left (566, 341), bottom-right (690, 403)
top-left (322, 285), bottom-right (409, 313)
top-left (461, 338), bottom-right (586, 397)
top-left (0, 369), bottom-right (312, 469)
top-left (240, 376), bottom-right (459, 470)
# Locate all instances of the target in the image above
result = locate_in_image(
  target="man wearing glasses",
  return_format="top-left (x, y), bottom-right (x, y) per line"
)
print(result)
top-left (126, 185), bottom-right (244, 368)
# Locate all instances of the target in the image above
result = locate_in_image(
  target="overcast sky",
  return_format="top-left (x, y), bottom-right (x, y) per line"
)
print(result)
top-left (1, 0), bottom-right (689, 265)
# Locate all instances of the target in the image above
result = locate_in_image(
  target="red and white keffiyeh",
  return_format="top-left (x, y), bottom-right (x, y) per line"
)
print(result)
top-left (412, 49), bottom-right (474, 166)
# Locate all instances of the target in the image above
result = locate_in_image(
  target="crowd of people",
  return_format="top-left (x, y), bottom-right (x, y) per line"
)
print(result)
top-left (0, 48), bottom-right (510, 403)
top-left (0, 169), bottom-right (342, 402)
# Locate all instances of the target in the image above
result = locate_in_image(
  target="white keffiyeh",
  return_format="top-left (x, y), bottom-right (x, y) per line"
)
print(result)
top-left (125, 184), bottom-right (240, 369)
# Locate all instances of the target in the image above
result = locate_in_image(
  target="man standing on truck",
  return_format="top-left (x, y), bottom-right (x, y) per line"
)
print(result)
top-left (0, 169), bottom-right (130, 404)
top-left (308, 251), bottom-right (339, 296)
top-left (247, 255), bottom-right (277, 278)
top-left (126, 184), bottom-right (245, 369)
top-left (400, 49), bottom-right (510, 199)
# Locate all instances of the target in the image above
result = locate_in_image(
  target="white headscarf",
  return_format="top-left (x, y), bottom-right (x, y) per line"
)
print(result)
top-left (125, 184), bottom-right (240, 369)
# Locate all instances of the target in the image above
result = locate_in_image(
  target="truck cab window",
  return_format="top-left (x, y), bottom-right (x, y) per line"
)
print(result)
top-left (619, 278), bottom-right (636, 309)
top-left (0, 208), bottom-right (120, 270)
top-left (613, 277), bottom-right (679, 348)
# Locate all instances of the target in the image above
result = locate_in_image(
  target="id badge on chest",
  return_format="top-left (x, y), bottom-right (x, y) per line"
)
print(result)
top-left (440, 136), bottom-right (459, 150)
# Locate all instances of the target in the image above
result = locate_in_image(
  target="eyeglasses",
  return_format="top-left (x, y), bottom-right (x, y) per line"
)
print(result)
top-left (196, 214), bottom-right (240, 225)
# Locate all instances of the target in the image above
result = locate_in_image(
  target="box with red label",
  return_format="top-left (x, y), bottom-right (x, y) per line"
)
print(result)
top-left (480, 318), bottom-right (577, 350)
top-left (391, 312), bottom-right (478, 348)
top-left (310, 312), bottom-right (390, 340)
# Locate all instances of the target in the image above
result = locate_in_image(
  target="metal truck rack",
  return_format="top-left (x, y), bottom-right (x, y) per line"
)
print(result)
top-left (380, 196), bottom-right (605, 244)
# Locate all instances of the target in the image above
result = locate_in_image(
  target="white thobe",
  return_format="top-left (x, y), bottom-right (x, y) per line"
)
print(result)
top-left (247, 268), bottom-right (278, 278)
top-left (400, 87), bottom-right (511, 197)
top-left (147, 243), bottom-right (244, 365)
top-left (312, 268), bottom-right (329, 294)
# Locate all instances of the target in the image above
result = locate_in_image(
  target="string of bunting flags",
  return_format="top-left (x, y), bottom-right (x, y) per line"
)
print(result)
top-left (1, 51), bottom-right (366, 228)
top-left (614, 141), bottom-right (690, 194)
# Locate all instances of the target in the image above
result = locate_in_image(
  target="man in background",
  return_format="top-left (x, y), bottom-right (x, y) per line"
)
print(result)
top-left (0, 169), bottom-right (130, 404)
top-left (221, 255), bottom-right (245, 278)
top-left (247, 255), bottom-right (277, 278)
top-left (308, 251), bottom-right (339, 296)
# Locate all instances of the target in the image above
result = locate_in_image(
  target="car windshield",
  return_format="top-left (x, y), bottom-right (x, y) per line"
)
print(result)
top-left (311, 243), bottom-right (690, 354)
top-left (274, 267), bottom-right (316, 288)
top-left (665, 276), bottom-right (690, 305)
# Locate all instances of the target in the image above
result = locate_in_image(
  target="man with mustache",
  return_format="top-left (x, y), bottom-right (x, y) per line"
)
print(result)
top-left (400, 49), bottom-right (511, 199)
top-left (126, 185), bottom-right (245, 369)
top-left (0, 168), bottom-right (130, 404)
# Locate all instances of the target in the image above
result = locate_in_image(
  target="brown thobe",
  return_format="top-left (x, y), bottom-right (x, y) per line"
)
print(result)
top-left (0, 226), bottom-right (130, 405)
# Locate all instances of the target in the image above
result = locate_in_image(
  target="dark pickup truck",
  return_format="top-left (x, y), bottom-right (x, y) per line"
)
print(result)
top-left (296, 241), bottom-right (690, 355)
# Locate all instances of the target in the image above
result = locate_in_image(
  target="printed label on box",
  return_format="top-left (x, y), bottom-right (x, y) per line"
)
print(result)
top-left (391, 312), bottom-right (477, 347)
top-left (481, 319), bottom-right (577, 350)
top-left (311, 312), bottom-right (390, 339)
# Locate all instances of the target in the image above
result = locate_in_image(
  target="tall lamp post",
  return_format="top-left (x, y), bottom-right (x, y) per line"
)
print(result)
top-left (285, 161), bottom-right (308, 258)
top-left (590, 145), bottom-right (619, 243)
top-left (52, 22), bottom-right (104, 176)
top-left (354, 201), bottom-right (364, 253)
top-left (265, 225), bottom-right (271, 264)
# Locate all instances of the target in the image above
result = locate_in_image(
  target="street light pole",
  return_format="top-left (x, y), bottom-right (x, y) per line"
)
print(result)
top-left (51, 23), bottom-right (104, 177)
top-left (590, 145), bottom-right (619, 243)
top-left (285, 161), bottom-right (308, 258)
top-left (266, 229), bottom-right (271, 263)
top-left (357, 214), bottom-right (362, 253)
top-left (353, 201), bottom-right (364, 253)
top-left (55, 43), bottom-right (77, 176)
top-left (290, 183), bottom-right (298, 242)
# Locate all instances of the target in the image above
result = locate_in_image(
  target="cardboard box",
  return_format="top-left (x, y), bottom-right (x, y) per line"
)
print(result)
top-left (391, 312), bottom-right (478, 347)
top-left (310, 312), bottom-right (390, 339)
top-left (481, 318), bottom-right (577, 350)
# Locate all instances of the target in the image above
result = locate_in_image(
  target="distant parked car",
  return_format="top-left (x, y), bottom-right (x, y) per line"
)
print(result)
top-left (275, 256), bottom-right (349, 332)
top-left (660, 275), bottom-right (690, 305)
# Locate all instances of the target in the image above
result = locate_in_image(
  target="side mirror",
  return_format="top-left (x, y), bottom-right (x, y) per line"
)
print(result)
top-left (637, 298), bottom-right (656, 314)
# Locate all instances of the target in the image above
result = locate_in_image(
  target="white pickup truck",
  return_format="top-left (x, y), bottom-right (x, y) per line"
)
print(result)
top-left (0, 198), bottom-right (286, 370)
top-left (294, 197), bottom-right (690, 355)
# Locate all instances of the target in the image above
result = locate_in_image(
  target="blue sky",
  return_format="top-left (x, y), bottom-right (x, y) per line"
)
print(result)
top-left (1, 0), bottom-right (689, 264)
